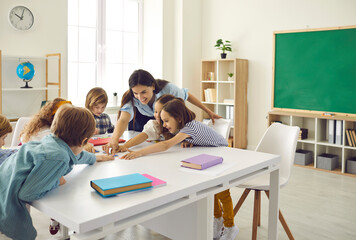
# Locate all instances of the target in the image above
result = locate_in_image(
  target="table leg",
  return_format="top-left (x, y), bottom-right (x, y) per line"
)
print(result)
top-left (142, 195), bottom-right (214, 240)
top-left (268, 168), bottom-right (279, 240)
top-left (59, 224), bottom-right (70, 240)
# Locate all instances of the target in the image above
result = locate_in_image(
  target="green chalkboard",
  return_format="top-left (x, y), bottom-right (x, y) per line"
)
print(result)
top-left (273, 27), bottom-right (356, 114)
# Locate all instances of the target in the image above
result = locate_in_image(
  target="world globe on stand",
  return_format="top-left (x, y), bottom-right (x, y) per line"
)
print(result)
top-left (16, 62), bottom-right (35, 88)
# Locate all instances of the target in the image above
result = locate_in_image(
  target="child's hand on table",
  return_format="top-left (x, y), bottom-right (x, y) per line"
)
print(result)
top-left (84, 143), bottom-right (96, 153)
top-left (59, 176), bottom-right (66, 186)
top-left (120, 150), bottom-right (143, 160)
top-left (181, 141), bottom-right (193, 148)
top-left (117, 145), bottom-right (128, 152)
top-left (96, 154), bottom-right (115, 162)
top-left (102, 143), bottom-right (119, 155)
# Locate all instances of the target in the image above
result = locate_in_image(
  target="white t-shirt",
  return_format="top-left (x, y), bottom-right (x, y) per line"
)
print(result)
top-left (20, 126), bottom-right (51, 143)
top-left (142, 120), bottom-right (161, 141)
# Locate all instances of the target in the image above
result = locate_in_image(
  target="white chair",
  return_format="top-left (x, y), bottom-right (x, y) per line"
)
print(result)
top-left (108, 113), bottom-right (118, 126)
top-left (11, 117), bottom-right (31, 147)
top-left (233, 123), bottom-right (299, 240)
top-left (204, 118), bottom-right (232, 140)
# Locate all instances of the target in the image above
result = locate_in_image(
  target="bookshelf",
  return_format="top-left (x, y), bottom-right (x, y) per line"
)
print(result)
top-left (0, 50), bottom-right (61, 121)
top-left (201, 58), bottom-right (248, 149)
top-left (269, 110), bottom-right (356, 176)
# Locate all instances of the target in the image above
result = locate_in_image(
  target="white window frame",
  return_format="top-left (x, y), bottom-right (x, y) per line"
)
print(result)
top-left (67, 0), bottom-right (143, 106)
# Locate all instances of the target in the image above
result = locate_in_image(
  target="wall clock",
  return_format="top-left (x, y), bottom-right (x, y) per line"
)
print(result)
top-left (9, 6), bottom-right (34, 30)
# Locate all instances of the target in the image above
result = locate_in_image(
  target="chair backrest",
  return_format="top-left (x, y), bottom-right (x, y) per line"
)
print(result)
top-left (204, 118), bottom-right (232, 140)
top-left (255, 123), bottom-right (299, 186)
top-left (11, 117), bottom-right (32, 147)
top-left (108, 113), bottom-right (118, 126)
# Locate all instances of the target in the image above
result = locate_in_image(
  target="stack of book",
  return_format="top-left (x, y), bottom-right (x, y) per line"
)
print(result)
top-left (328, 120), bottom-right (343, 145)
top-left (299, 128), bottom-right (308, 140)
top-left (91, 173), bottom-right (166, 197)
top-left (203, 88), bottom-right (216, 102)
top-left (345, 129), bottom-right (356, 147)
top-left (225, 105), bottom-right (234, 123)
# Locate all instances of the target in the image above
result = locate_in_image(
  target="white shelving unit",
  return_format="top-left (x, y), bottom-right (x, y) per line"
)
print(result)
top-left (201, 58), bottom-right (248, 149)
top-left (0, 50), bottom-right (61, 120)
top-left (269, 110), bottom-right (356, 176)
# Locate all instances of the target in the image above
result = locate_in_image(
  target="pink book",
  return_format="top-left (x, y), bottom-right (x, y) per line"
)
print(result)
top-left (181, 154), bottom-right (223, 170)
top-left (142, 174), bottom-right (167, 188)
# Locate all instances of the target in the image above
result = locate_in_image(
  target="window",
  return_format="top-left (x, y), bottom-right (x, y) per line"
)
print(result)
top-left (68, 0), bottom-right (142, 105)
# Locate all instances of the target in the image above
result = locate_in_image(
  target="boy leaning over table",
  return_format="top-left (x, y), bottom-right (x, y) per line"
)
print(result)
top-left (0, 104), bottom-right (114, 240)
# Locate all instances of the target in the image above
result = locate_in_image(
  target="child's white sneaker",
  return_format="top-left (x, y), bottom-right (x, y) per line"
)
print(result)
top-left (213, 217), bottom-right (224, 239)
top-left (220, 225), bottom-right (239, 240)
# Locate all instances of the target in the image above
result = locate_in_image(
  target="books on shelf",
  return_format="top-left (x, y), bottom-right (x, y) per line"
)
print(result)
top-left (89, 137), bottom-right (126, 146)
top-left (328, 119), bottom-right (336, 144)
top-left (91, 173), bottom-right (153, 197)
top-left (181, 154), bottom-right (223, 170)
top-left (226, 105), bottom-right (234, 123)
top-left (346, 129), bottom-right (353, 147)
top-left (335, 120), bottom-right (343, 145)
top-left (299, 128), bottom-right (308, 140)
top-left (346, 129), bottom-right (356, 147)
top-left (352, 130), bottom-right (356, 147)
top-left (203, 88), bottom-right (216, 102)
top-left (326, 120), bottom-right (343, 145)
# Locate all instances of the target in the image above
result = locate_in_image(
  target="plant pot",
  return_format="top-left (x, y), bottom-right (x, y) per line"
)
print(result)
top-left (220, 53), bottom-right (227, 59)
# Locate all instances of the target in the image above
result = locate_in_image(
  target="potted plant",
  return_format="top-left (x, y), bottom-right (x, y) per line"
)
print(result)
top-left (227, 73), bottom-right (234, 81)
top-left (215, 39), bottom-right (232, 59)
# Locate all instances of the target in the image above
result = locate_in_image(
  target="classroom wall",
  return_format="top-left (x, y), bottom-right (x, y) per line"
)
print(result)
top-left (0, 0), bottom-right (68, 97)
top-left (199, 0), bottom-right (356, 149)
top-left (143, 0), bottom-right (163, 78)
top-left (160, 0), bottom-right (202, 116)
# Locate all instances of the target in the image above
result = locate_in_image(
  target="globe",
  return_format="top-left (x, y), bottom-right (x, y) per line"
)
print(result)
top-left (16, 62), bottom-right (35, 88)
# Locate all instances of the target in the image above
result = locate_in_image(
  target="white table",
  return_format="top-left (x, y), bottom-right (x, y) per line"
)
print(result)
top-left (31, 138), bottom-right (280, 240)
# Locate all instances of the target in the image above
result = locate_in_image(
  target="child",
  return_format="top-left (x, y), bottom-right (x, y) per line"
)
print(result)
top-left (121, 98), bottom-right (238, 240)
top-left (85, 87), bottom-right (114, 135)
top-left (115, 94), bottom-right (176, 152)
top-left (21, 98), bottom-right (96, 156)
top-left (0, 115), bottom-right (18, 165)
top-left (20, 98), bottom-right (87, 235)
top-left (20, 98), bottom-right (70, 143)
top-left (0, 105), bottom-right (114, 240)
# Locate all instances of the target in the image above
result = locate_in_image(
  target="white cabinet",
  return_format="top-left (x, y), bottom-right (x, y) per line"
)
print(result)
top-left (0, 50), bottom-right (61, 120)
top-left (269, 110), bottom-right (356, 176)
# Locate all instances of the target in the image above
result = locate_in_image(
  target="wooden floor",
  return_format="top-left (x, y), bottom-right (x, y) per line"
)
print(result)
top-left (31, 166), bottom-right (356, 239)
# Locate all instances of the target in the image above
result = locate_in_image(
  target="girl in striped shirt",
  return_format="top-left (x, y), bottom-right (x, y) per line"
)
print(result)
top-left (120, 97), bottom-right (228, 160)
top-left (120, 98), bottom-right (238, 239)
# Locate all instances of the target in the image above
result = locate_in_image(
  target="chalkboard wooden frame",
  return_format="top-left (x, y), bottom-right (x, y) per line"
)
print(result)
top-left (272, 25), bottom-right (356, 117)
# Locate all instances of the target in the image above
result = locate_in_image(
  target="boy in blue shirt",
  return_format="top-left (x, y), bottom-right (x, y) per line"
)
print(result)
top-left (0, 105), bottom-right (114, 240)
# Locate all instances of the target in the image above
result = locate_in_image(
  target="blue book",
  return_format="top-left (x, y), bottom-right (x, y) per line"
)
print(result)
top-left (91, 173), bottom-right (153, 197)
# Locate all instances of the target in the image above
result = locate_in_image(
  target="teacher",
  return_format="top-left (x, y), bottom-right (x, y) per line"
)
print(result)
top-left (103, 69), bottom-right (221, 154)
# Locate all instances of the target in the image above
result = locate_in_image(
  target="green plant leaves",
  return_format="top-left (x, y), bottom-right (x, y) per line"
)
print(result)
top-left (214, 39), bottom-right (232, 53)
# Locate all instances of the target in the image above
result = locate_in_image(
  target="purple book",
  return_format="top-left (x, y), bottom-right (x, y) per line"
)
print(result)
top-left (181, 154), bottom-right (223, 170)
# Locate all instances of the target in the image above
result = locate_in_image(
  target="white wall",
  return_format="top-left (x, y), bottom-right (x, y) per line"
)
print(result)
top-left (0, 0), bottom-right (67, 97)
top-left (142, 0), bottom-right (163, 78)
top-left (199, 0), bottom-right (356, 149)
top-left (160, 0), bottom-right (202, 116)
